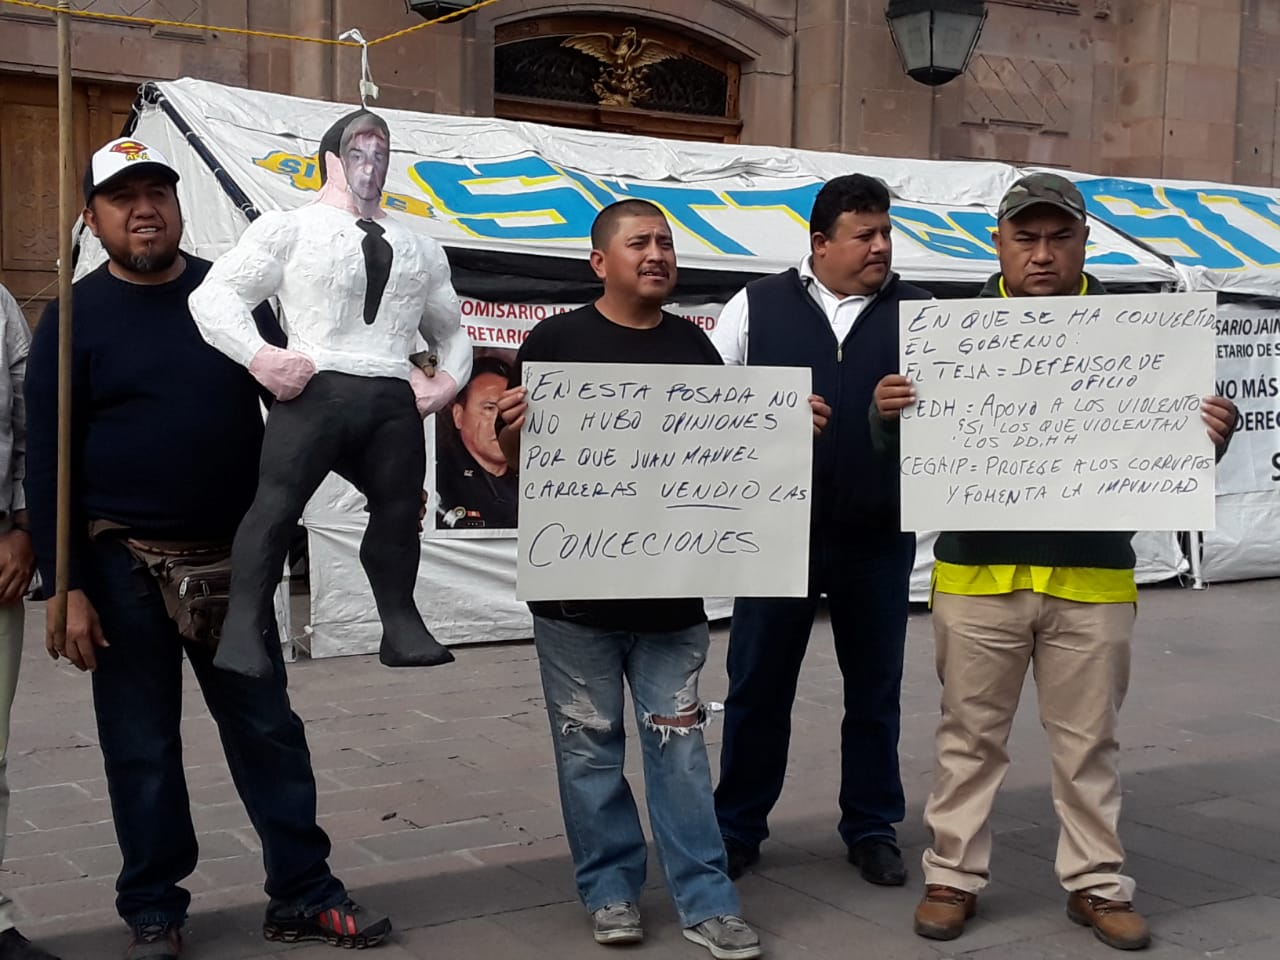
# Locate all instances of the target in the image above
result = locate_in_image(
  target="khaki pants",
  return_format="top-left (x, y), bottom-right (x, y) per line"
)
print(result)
top-left (0, 598), bottom-right (23, 931)
top-left (921, 590), bottom-right (1136, 901)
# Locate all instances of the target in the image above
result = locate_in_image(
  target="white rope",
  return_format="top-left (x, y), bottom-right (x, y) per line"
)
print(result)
top-left (338, 28), bottom-right (379, 105)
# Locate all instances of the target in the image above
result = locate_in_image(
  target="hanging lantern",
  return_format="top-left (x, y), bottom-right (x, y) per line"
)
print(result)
top-left (405, 0), bottom-right (478, 21)
top-left (885, 0), bottom-right (987, 87)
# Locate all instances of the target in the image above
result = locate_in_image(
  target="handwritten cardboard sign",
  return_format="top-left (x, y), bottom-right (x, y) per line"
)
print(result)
top-left (516, 362), bottom-right (813, 601)
top-left (899, 292), bottom-right (1217, 531)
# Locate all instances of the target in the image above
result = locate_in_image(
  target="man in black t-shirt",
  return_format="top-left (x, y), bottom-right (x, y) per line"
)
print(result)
top-left (495, 201), bottom-right (790, 958)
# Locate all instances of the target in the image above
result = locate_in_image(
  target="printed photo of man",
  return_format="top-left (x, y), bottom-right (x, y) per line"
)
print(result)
top-left (338, 115), bottom-right (389, 208)
top-left (435, 354), bottom-right (519, 530)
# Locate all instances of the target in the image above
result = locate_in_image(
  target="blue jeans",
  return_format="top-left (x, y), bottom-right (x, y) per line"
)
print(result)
top-left (716, 532), bottom-right (914, 851)
top-left (532, 616), bottom-right (739, 928)
top-left (83, 538), bottom-right (346, 927)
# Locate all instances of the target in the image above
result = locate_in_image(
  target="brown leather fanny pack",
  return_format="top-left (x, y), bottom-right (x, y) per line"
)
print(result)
top-left (89, 520), bottom-right (233, 650)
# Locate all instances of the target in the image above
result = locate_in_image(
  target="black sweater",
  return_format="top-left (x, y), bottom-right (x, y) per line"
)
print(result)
top-left (24, 256), bottom-right (280, 592)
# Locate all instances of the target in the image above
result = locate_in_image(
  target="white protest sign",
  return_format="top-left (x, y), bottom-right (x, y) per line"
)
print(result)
top-left (515, 362), bottom-right (813, 601)
top-left (899, 292), bottom-right (1217, 531)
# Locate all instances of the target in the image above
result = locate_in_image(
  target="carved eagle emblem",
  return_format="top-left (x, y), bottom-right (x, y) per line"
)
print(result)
top-left (561, 27), bottom-right (680, 107)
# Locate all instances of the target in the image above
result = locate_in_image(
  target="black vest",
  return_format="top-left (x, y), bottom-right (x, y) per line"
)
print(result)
top-left (745, 268), bottom-right (930, 543)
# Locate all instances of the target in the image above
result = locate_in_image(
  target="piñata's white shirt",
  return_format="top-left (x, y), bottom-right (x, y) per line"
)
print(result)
top-left (190, 202), bottom-right (471, 384)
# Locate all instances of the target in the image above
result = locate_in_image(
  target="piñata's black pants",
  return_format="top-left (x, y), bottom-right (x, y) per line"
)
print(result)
top-left (215, 372), bottom-right (438, 677)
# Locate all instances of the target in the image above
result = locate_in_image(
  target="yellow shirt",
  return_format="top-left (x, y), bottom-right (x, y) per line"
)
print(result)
top-left (997, 275), bottom-right (1088, 298)
top-left (933, 274), bottom-right (1136, 606)
top-left (932, 561), bottom-right (1137, 604)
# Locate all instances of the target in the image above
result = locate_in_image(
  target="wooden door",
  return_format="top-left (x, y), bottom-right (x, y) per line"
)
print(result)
top-left (0, 74), bottom-right (137, 326)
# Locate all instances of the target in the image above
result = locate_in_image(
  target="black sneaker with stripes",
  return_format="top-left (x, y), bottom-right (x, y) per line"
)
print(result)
top-left (263, 898), bottom-right (391, 950)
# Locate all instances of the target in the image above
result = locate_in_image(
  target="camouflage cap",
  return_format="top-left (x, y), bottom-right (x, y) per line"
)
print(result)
top-left (997, 172), bottom-right (1086, 222)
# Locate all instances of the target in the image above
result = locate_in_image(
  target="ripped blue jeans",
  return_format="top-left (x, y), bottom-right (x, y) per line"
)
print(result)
top-left (532, 616), bottom-right (740, 927)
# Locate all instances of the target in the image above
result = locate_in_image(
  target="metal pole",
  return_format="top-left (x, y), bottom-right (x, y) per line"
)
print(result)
top-left (1188, 531), bottom-right (1205, 590)
top-left (52, 0), bottom-right (73, 647)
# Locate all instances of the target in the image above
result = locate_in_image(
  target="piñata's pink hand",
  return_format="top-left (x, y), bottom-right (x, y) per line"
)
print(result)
top-left (248, 345), bottom-right (317, 401)
top-left (409, 367), bottom-right (458, 418)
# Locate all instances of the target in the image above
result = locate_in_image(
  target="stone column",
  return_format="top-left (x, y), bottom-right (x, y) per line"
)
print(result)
top-left (737, 0), bottom-right (796, 147)
top-left (1163, 0), bottom-right (1241, 180)
top-left (1099, 0), bottom-right (1241, 181)
top-left (793, 0), bottom-right (845, 151)
top-left (794, 0), bottom-right (932, 157)
top-left (1099, 0), bottom-right (1171, 176)
top-left (290, 0), bottom-right (337, 102)
top-left (1232, 0), bottom-right (1275, 184)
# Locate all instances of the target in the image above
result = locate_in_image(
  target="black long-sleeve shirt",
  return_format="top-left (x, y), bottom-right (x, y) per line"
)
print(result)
top-left (24, 256), bottom-right (280, 593)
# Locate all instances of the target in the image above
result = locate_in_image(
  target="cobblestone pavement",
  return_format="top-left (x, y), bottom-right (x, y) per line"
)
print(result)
top-left (3, 580), bottom-right (1278, 959)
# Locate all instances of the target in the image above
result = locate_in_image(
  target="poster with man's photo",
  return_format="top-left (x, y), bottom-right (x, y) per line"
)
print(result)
top-left (430, 298), bottom-right (723, 537)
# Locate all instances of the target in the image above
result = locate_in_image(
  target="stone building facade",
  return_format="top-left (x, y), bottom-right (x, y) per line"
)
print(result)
top-left (1, 0), bottom-right (1278, 316)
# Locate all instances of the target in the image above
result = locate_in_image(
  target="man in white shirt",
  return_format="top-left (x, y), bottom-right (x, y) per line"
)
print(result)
top-left (711, 174), bottom-right (930, 886)
top-left (190, 109), bottom-right (472, 679)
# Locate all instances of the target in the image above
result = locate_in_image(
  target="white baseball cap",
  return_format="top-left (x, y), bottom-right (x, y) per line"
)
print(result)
top-left (83, 137), bottom-right (180, 203)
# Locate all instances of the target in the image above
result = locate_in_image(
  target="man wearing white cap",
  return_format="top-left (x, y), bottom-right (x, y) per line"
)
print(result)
top-left (23, 137), bottom-right (391, 958)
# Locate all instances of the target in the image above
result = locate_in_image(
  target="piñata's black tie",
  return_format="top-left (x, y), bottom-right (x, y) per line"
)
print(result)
top-left (355, 219), bottom-right (392, 326)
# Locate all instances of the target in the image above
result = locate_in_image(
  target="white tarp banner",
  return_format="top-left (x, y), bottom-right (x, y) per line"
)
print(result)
top-left (113, 78), bottom-right (1179, 288)
top-left (1203, 302), bottom-right (1280, 580)
top-left (515, 363), bottom-right (813, 601)
top-left (899, 294), bottom-right (1219, 531)
top-left (1030, 168), bottom-right (1280, 299)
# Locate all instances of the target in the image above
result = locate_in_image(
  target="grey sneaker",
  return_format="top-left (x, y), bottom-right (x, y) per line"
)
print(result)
top-left (682, 915), bottom-right (762, 959)
top-left (592, 902), bottom-right (643, 945)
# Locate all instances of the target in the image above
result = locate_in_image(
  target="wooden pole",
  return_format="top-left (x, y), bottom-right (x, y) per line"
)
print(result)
top-left (51, 0), bottom-right (73, 648)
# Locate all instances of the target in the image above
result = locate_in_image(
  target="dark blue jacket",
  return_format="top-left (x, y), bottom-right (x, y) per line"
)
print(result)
top-left (745, 268), bottom-right (930, 545)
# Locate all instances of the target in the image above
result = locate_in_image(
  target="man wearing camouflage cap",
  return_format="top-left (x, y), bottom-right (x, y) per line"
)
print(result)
top-left (874, 173), bottom-right (1239, 951)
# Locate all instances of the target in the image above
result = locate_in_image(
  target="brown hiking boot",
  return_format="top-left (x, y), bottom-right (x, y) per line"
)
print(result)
top-left (913, 884), bottom-right (977, 941)
top-left (1067, 892), bottom-right (1151, 951)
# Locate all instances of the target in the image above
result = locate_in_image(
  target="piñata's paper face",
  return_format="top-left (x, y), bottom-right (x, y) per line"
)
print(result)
top-left (315, 111), bottom-right (392, 220)
top-left (342, 129), bottom-right (389, 206)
